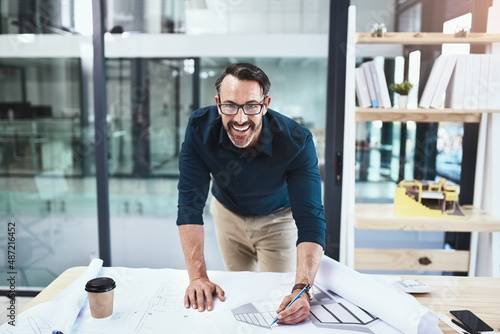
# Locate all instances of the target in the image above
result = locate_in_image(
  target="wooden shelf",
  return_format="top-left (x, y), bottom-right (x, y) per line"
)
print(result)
top-left (355, 108), bottom-right (500, 123)
top-left (356, 32), bottom-right (500, 45)
top-left (355, 248), bottom-right (470, 272)
top-left (348, 23), bottom-right (500, 275)
top-left (355, 203), bottom-right (500, 232)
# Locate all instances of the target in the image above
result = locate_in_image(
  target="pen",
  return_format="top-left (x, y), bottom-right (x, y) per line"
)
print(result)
top-left (270, 284), bottom-right (310, 327)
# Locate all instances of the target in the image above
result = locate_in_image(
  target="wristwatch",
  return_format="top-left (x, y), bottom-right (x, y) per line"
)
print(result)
top-left (291, 283), bottom-right (313, 301)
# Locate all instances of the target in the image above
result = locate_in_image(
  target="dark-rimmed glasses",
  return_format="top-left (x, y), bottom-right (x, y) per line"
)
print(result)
top-left (218, 97), bottom-right (266, 115)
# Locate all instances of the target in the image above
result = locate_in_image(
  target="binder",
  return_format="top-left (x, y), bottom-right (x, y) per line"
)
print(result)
top-left (369, 61), bottom-right (392, 108)
top-left (430, 55), bottom-right (458, 109)
top-left (445, 55), bottom-right (466, 109)
top-left (487, 54), bottom-right (500, 109)
top-left (361, 62), bottom-right (379, 108)
top-left (478, 55), bottom-right (490, 109)
top-left (419, 55), bottom-right (446, 109)
top-left (464, 54), bottom-right (481, 109)
top-left (355, 67), bottom-right (372, 108)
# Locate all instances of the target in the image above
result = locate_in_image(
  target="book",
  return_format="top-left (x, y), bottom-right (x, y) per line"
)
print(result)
top-left (430, 55), bottom-right (458, 109)
top-left (419, 55), bottom-right (446, 109)
top-left (368, 62), bottom-right (384, 108)
top-left (478, 55), bottom-right (490, 109)
top-left (445, 55), bottom-right (466, 109)
top-left (487, 1), bottom-right (500, 109)
top-left (361, 62), bottom-right (379, 108)
top-left (462, 54), bottom-right (476, 109)
top-left (487, 54), bottom-right (500, 109)
top-left (369, 61), bottom-right (392, 108)
top-left (355, 67), bottom-right (372, 108)
top-left (469, 54), bottom-right (482, 109)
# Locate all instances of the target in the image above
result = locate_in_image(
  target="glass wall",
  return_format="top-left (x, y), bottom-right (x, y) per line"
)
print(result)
top-left (106, 0), bottom-right (329, 35)
top-left (100, 1), bottom-right (330, 269)
top-left (1, 0), bottom-right (330, 285)
top-left (0, 56), bottom-right (99, 288)
top-left (107, 57), bottom-right (328, 269)
top-left (0, 0), bottom-right (329, 35)
top-left (106, 57), bottom-right (199, 268)
top-left (105, 58), bottom-right (192, 177)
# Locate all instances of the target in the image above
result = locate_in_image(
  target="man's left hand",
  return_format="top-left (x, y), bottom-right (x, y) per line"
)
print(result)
top-left (274, 291), bottom-right (310, 325)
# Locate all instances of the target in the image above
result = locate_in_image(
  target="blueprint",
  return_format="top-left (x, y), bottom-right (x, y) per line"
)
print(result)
top-left (70, 266), bottom-right (219, 334)
top-left (225, 284), bottom-right (402, 334)
top-left (231, 286), bottom-right (384, 332)
top-left (315, 257), bottom-right (442, 334)
top-left (0, 256), bottom-right (442, 334)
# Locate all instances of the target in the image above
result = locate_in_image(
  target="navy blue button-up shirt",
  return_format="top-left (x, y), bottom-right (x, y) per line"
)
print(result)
top-left (177, 106), bottom-right (326, 249)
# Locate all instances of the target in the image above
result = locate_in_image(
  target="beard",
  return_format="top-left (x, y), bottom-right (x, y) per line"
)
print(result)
top-left (225, 118), bottom-right (262, 149)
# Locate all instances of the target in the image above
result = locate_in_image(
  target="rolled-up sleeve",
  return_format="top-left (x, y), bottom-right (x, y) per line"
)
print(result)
top-left (286, 133), bottom-right (326, 249)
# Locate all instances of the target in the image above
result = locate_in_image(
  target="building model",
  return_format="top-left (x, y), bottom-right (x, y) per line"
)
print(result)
top-left (393, 178), bottom-right (466, 219)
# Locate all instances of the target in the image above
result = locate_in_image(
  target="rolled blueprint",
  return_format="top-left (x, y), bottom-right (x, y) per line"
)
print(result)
top-left (315, 256), bottom-right (442, 334)
top-left (0, 258), bottom-right (103, 334)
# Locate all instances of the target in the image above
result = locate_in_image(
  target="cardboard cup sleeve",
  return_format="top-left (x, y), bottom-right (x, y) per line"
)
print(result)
top-left (85, 277), bottom-right (116, 319)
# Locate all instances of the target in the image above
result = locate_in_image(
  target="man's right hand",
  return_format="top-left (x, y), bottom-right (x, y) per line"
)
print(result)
top-left (184, 277), bottom-right (225, 312)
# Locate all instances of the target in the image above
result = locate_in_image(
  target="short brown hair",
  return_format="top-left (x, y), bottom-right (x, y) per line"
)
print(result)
top-left (215, 63), bottom-right (271, 97)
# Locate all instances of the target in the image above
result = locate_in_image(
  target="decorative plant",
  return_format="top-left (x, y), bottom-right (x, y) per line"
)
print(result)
top-left (455, 26), bottom-right (470, 38)
top-left (389, 81), bottom-right (413, 95)
top-left (370, 23), bottom-right (387, 37)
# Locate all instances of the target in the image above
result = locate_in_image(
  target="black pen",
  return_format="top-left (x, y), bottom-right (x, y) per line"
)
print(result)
top-left (451, 318), bottom-right (479, 334)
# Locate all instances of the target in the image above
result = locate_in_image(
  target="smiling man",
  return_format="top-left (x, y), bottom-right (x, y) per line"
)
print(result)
top-left (177, 63), bottom-right (326, 325)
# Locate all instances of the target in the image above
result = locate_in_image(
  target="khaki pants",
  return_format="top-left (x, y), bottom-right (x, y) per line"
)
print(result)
top-left (210, 197), bottom-right (297, 273)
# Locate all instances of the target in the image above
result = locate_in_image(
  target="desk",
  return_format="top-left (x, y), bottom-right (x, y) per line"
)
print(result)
top-left (21, 267), bottom-right (500, 333)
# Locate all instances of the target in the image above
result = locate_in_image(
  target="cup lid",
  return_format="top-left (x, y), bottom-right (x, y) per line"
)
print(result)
top-left (85, 277), bottom-right (116, 293)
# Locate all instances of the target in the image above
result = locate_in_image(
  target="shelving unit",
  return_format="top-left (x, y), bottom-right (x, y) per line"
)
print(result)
top-left (343, 6), bottom-right (500, 275)
top-left (355, 32), bottom-right (500, 123)
top-left (356, 32), bottom-right (500, 45)
top-left (356, 204), bottom-right (500, 232)
top-left (354, 204), bottom-right (500, 272)
top-left (355, 108), bottom-right (500, 123)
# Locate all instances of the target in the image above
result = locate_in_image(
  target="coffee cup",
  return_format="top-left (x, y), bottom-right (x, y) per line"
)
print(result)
top-left (85, 277), bottom-right (116, 319)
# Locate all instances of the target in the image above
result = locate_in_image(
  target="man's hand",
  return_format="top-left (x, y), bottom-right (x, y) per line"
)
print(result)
top-left (184, 277), bottom-right (225, 312)
top-left (179, 225), bottom-right (225, 312)
top-left (273, 241), bottom-right (322, 325)
top-left (274, 291), bottom-right (310, 325)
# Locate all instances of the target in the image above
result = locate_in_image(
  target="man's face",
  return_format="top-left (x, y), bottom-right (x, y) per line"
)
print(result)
top-left (215, 75), bottom-right (270, 149)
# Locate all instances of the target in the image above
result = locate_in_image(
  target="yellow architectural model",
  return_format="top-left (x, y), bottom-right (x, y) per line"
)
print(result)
top-left (394, 178), bottom-right (466, 218)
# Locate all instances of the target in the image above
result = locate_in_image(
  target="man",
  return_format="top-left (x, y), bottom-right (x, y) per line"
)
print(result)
top-left (177, 63), bottom-right (326, 325)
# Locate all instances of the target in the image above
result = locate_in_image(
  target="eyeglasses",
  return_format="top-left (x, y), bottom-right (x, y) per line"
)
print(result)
top-left (218, 97), bottom-right (266, 115)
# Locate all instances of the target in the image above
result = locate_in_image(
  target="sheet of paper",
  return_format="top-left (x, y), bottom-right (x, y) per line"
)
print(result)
top-left (315, 256), bottom-right (442, 334)
top-left (0, 258), bottom-right (103, 334)
top-left (1, 256), bottom-right (443, 334)
top-left (74, 264), bottom-right (434, 334)
top-left (71, 266), bottom-right (220, 334)
top-left (209, 268), bottom-right (414, 334)
top-left (213, 281), bottom-right (404, 334)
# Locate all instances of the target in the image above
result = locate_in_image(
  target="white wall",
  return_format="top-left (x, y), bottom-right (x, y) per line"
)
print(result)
top-left (351, 0), bottom-right (396, 33)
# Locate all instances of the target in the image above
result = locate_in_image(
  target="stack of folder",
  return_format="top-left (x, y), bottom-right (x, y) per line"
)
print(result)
top-left (355, 60), bottom-right (392, 109)
top-left (419, 54), bottom-right (500, 110)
